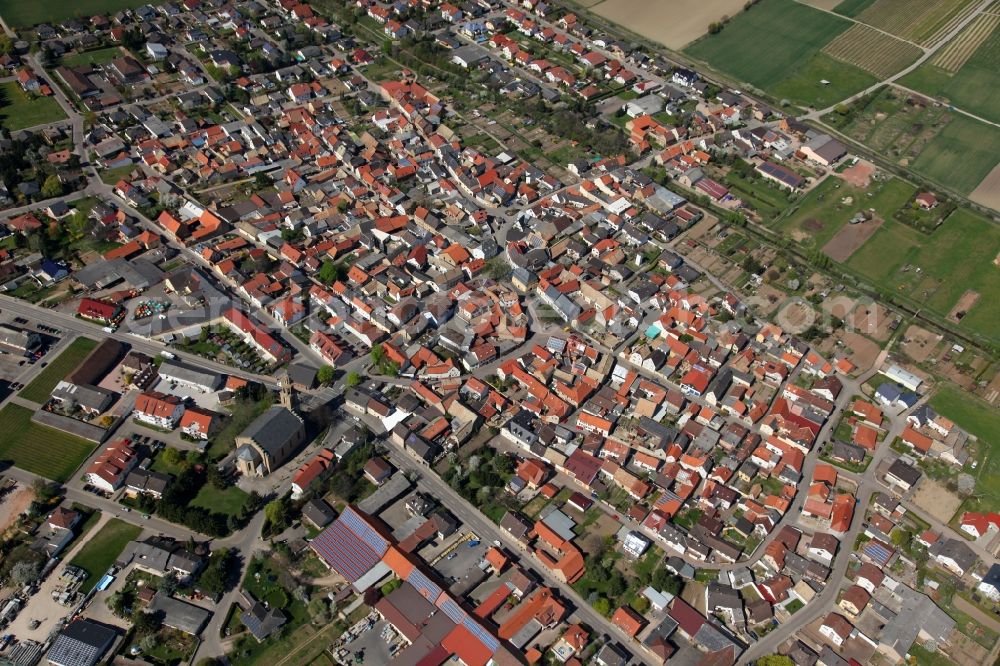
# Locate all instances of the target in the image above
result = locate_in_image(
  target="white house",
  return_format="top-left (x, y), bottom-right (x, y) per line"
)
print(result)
top-left (133, 391), bottom-right (185, 429)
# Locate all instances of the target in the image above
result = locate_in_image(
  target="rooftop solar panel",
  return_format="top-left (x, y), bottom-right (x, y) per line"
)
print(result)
top-left (464, 617), bottom-right (500, 652)
top-left (311, 519), bottom-right (382, 581)
top-left (407, 567), bottom-right (442, 602)
top-left (341, 507), bottom-right (390, 554)
top-left (439, 597), bottom-right (467, 623)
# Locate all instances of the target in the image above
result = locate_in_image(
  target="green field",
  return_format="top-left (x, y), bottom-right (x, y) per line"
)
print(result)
top-left (60, 46), bottom-right (126, 69)
top-left (0, 404), bottom-right (98, 481)
top-left (69, 518), bottom-right (142, 593)
top-left (684, 0), bottom-right (876, 108)
top-left (0, 82), bottom-right (67, 132)
top-left (843, 207), bottom-right (1000, 339)
top-left (774, 173), bottom-right (916, 248)
top-left (20, 337), bottom-right (98, 403)
top-left (910, 114), bottom-right (1000, 195)
top-left (900, 28), bottom-right (1000, 125)
top-left (769, 53), bottom-right (879, 110)
top-left (0, 0), bottom-right (153, 27)
top-left (191, 484), bottom-right (250, 517)
top-left (833, 0), bottom-right (877, 16)
top-left (933, 386), bottom-right (1000, 513)
top-left (931, 386), bottom-right (1000, 446)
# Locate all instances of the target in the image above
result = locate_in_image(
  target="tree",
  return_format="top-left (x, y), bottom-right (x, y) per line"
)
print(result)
top-left (10, 560), bottom-right (40, 586)
top-left (254, 173), bottom-right (271, 190)
top-left (345, 371), bottom-right (362, 387)
top-left (138, 633), bottom-right (158, 652)
top-left (264, 497), bottom-right (290, 533)
top-left (41, 175), bottom-right (63, 199)
top-left (161, 447), bottom-right (184, 467)
top-left (133, 609), bottom-right (163, 636)
top-left (317, 365), bottom-right (335, 385)
top-left (756, 656), bottom-right (794, 666)
top-left (593, 596), bottom-right (611, 615)
top-left (197, 549), bottom-right (233, 596)
top-left (32, 478), bottom-right (60, 503)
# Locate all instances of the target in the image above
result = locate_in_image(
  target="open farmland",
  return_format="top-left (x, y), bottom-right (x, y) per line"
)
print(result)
top-left (824, 86), bottom-right (1000, 198)
top-left (822, 24), bottom-right (923, 78)
top-left (900, 19), bottom-right (1000, 124)
top-left (19, 337), bottom-right (97, 403)
top-left (0, 404), bottom-right (98, 482)
top-left (970, 163), bottom-right (1000, 211)
top-left (843, 208), bottom-right (1000, 341)
top-left (910, 113), bottom-right (1000, 196)
top-left (0, 0), bottom-right (153, 28)
top-left (588, 0), bottom-right (749, 49)
top-left (854, 0), bottom-right (979, 46)
top-left (930, 12), bottom-right (1000, 71)
top-left (833, 0), bottom-right (877, 15)
top-left (684, 0), bottom-right (877, 108)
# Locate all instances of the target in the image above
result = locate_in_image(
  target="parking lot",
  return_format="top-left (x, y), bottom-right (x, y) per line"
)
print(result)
top-left (430, 534), bottom-right (490, 596)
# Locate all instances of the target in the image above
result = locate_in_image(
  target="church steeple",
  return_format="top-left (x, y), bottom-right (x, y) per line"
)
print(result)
top-left (278, 370), bottom-right (296, 412)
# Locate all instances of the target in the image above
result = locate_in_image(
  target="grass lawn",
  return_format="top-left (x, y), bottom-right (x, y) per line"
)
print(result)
top-left (773, 174), bottom-right (916, 249)
top-left (206, 395), bottom-right (274, 460)
top-left (99, 163), bottom-right (138, 186)
top-left (684, 0), bottom-right (875, 107)
top-left (0, 82), bottom-right (67, 131)
top-left (899, 27), bottom-right (1000, 125)
top-left (909, 114), bottom-right (1000, 194)
top-left (843, 208), bottom-right (1000, 341)
top-left (0, 0), bottom-right (153, 27)
top-left (908, 643), bottom-right (955, 666)
top-left (0, 404), bottom-right (98, 482)
top-left (69, 518), bottom-right (142, 593)
top-left (20, 337), bottom-right (98, 403)
top-left (60, 46), bottom-right (126, 69)
top-left (932, 386), bottom-right (1000, 512)
top-left (191, 484), bottom-right (250, 517)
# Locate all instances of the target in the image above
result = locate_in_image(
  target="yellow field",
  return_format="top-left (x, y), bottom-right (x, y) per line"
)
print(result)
top-left (931, 12), bottom-right (1000, 71)
top-left (590, 0), bottom-right (750, 49)
top-left (822, 24), bottom-right (923, 78)
top-left (856, 0), bottom-right (978, 46)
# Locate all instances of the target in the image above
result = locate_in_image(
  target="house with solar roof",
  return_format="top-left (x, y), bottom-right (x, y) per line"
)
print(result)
top-left (310, 506), bottom-right (521, 666)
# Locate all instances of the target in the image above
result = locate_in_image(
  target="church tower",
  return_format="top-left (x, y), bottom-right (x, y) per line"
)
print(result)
top-left (278, 371), bottom-right (296, 412)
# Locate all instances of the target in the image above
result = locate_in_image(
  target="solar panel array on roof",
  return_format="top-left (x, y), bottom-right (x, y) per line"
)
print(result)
top-left (407, 567), bottom-right (442, 601)
top-left (341, 507), bottom-right (390, 552)
top-left (439, 596), bottom-right (467, 623)
top-left (241, 612), bottom-right (265, 638)
top-left (864, 542), bottom-right (891, 566)
top-left (464, 617), bottom-right (500, 653)
top-left (311, 509), bottom-right (389, 582)
top-left (655, 490), bottom-right (681, 506)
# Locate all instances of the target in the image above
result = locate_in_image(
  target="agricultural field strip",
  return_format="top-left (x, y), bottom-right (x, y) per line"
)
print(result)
top-left (930, 12), bottom-right (1000, 70)
top-left (855, 0), bottom-right (978, 45)
top-left (822, 24), bottom-right (924, 77)
top-left (922, 0), bottom-right (989, 47)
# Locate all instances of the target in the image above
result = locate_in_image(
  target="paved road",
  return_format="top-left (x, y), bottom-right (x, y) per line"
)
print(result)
top-left (804, 0), bottom-right (996, 120)
top-left (376, 438), bottom-right (660, 666)
top-left (0, 295), bottom-right (279, 388)
top-left (192, 510), bottom-right (268, 662)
